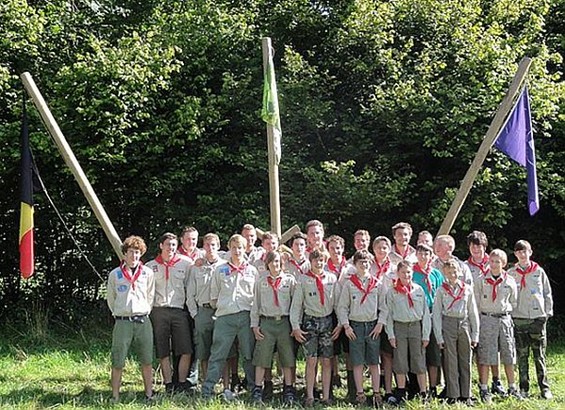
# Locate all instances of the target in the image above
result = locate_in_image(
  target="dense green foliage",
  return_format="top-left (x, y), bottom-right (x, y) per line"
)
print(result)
top-left (0, 0), bottom-right (563, 319)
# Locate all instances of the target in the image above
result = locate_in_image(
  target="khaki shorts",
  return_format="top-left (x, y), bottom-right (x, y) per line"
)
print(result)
top-left (194, 306), bottom-right (215, 360)
top-left (426, 330), bottom-right (442, 367)
top-left (302, 314), bottom-right (334, 358)
top-left (111, 317), bottom-right (153, 368)
top-left (477, 313), bottom-right (516, 365)
top-left (392, 321), bottom-right (426, 374)
top-left (150, 307), bottom-right (193, 358)
top-left (253, 316), bottom-right (295, 368)
top-left (349, 320), bottom-right (381, 366)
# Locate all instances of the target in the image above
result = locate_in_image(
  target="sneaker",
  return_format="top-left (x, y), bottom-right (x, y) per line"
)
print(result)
top-left (251, 386), bottom-right (263, 403)
top-left (541, 388), bottom-right (553, 400)
top-left (263, 380), bottom-right (273, 401)
top-left (385, 393), bottom-right (399, 406)
top-left (459, 397), bottom-right (475, 407)
top-left (282, 385), bottom-right (297, 405)
top-left (520, 389), bottom-right (529, 398)
top-left (479, 388), bottom-right (492, 404)
top-left (165, 382), bottom-right (175, 394)
top-left (508, 387), bottom-right (523, 400)
top-left (491, 379), bottom-right (507, 396)
top-left (220, 388), bottom-right (237, 402)
top-left (429, 386), bottom-right (438, 398)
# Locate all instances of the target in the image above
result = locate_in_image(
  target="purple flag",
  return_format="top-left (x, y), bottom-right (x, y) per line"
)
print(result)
top-left (494, 85), bottom-right (539, 215)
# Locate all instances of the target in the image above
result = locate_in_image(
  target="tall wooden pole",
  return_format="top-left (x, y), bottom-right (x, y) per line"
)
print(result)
top-left (437, 57), bottom-right (532, 236)
top-left (261, 37), bottom-right (282, 238)
top-left (20, 72), bottom-right (124, 260)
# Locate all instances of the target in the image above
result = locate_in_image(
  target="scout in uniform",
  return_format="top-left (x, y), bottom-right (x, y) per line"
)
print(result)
top-left (290, 249), bottom-right (340, 406)
top-left (107, 236), bottom-right (155, 402)
top-left (412, 244), bottom-right (444, 397)
top-left (508, 240), bottom-right (553, 399)
top-left (178, 226), bottom-right (204, 263)
top-left (432, 235), bottom-right (473, 285)
top-left (252, 231), bottom-right (280, 274)
top-left (417, 230), bottom-right (434, 247)
top-left (305, 219), bottom-right (326, 254)
top-left (337, 250), bottom-right (387, 407)
top-left (201, 234), bottom-right (258, 400)
top-left (475, 249), bottom-right (521, 403)
top-left (186, 233), bottom-right (229, 387)
top-left (388, 222), bottom-right (418, 266)
top-left (250, 251), bottom-right (297, 404)
top-left (386, 260), bottom-right (431, 403)
top-left (432, 259), bottom-right (479, 404)
top-left (346, 229), bottom-right (371, 265)
top-left (285, 232), bottom-right (310, 277)
top-left (370, 235), bottom-right (396, 403)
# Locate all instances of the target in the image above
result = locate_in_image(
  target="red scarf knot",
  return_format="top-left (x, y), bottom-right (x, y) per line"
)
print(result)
top-left (485, 273), bottom-right (506, 302)
top-left (413, 262), bottom-right (433, 294)
top-left (374, 258), bottom-right (391, 280)
top-left (120, 261), bottom-right (143, 290)
top-left (349, 274), bottom-right (378, 304)
top-left (515, 262), bottom-right (539, 290)
top-left (155, 255), bottom-right (181, 280)
top-left (306, 270), bottom-right (325, 306)
top-left (228, 262), bottom-right (248, 275)
top-left (467, 255), bottom-right (490, 276)
top-left (327, 256), bottom-right (346, 275)
top-left (442, 282), bottom-right (466, 310)
top-left (394, 279), bottom-right (414, 308)
top-left (267, 275), bottom-right (282, 307)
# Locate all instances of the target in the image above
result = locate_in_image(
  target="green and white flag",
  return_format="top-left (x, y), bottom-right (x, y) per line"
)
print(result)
top-left (261, 43), bottom-right (281, 165)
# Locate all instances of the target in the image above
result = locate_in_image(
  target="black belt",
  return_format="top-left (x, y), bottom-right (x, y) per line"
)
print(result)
top-left (481, 312), bottom-right (509, 318)
top-left (115, 315), bottom-right (148, 323)
top-left (260, 315), bottom-right (288, 321)
top-left (200, 303), bottom-right (213, 309)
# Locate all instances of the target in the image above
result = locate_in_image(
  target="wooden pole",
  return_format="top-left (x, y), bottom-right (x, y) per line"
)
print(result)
top-left (261, 37), bottom-right (282, 238)
top-left (437, 57), bottom-right (532, 236)
top-left (20, 72), bottom-right (124, 260)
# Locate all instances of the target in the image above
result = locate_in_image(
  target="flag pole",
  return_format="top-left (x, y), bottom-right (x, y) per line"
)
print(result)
top-left (437, 57), bottom-right (532, 236)
top-left (261, 37), bottom-right (282, 238)
top-left (20, 72), bottom-right (124, 260)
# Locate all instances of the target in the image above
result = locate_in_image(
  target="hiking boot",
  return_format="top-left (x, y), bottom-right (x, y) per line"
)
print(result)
top-left (251, 386), bottom-right (263, 403)
top-left (491, 379), bottom-right (506, 396)
top-left (479, 388), bottom-right (492, 404)
top-left (508, 387), bottom-right (523, 400)
top-left (262, 380), bottom-right (273, 401)
top-left (541, 388), bottom-right (553, 400)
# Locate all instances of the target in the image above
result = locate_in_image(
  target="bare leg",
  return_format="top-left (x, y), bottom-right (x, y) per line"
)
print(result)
top-left (504, 364), bottom-right (515, 385)
top-left (321, 358), bottom-right (332, 400)
top-left (417, 372), bottom-right (427, 393)
top-left (141, 364), bottom-right (153, 397)
top-left (255, 367), bottom-right (266, 387)
top-left (478, 364), bottom-right (490, 385)
top-left (111, 367), bottom-right (123, 400)
top-left (306, 357), bottom-right (317, 399)
top-left (382, 352), bottom-right (394, 393)
top-left (369, 364), bottom-right (381, 392)
top-left (353, 365), bottom-right (364, 392)
top-left (178, 354), bottom-right (191, 382)
top-left (160, 356), bottom-right (173, 384)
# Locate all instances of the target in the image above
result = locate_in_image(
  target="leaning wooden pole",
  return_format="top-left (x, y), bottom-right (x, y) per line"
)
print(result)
top-left (437, 57), bottom-right (532, 236)
top-left (261, 37), bottom-right (282, 238)
top-left (20, 72), bottom-right (124, 260)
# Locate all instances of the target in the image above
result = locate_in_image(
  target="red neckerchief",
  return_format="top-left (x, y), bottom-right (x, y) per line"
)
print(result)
top-left (327, 256), bottom-right (346, 275)
top-left (394, 244), bottom-right (410, 259)
top-left (485, 273), bottom-right (506, 302)
top-left (413, 261), bottom-right (432, 293)
top-left (120, 261), bottom-right (143, 290)
top-left (290, 258), bottom-right (306, 274)
top-left (267, 275), bottom-right (283, 307)
top-left (178, 247), bottom-right (199, 260)
top-left (467, 255), bottom-right (490, 276)
top-left (374, 257), bottom-right (390, 280)
top-left (394, 279), bottom-right (414, 308)
top-left (155, 255), bottom-right (181, 280)
top-left (442, 281), bottom-right (466, 310)
top-left (228, 261), bottom-right (247, 275)
top-left (349, 274), bottom-right (378, 304)
top-left (515, 262), bottom-right (539, 290)
top-left (305, 270), bottom-right (325, 306)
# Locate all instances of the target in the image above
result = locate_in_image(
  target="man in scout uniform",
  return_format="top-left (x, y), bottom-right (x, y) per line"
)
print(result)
top-left (432, 235), bottom-right (473, 285)
top-left (107, 236), bottom-right (155, 402)
top-left (178, 226), bottom-right (203, 263)
top-left (389, 222), bottom-right (418, 266)
top-left (285, 232), bottom-right (310, 277)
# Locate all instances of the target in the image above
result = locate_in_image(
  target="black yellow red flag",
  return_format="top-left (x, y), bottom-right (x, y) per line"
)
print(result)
top-left (19, 97), bottom-right (34, 279)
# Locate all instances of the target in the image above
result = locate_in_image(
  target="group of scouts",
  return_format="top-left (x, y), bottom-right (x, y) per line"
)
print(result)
top-left (106, 220), bottom-right (553, 407)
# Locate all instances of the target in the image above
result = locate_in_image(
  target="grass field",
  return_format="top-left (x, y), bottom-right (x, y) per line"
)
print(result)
top-left (0, 318), bottom-right (564, 409)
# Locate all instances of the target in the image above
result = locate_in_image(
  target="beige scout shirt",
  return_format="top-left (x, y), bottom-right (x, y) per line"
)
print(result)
top-left (370, 258), bottom-right (397, 292)
top-left (508, 263), bottom-right (553, 319)
top-left (107, 263), bottom-right (155, 317)
top-left (146, 255), bottom-right (191, 309)
top-left (337, 273), bottom-right (388, 325)
top-left (388, 245), bottom-right (418, 267)
top-left (474, 272), bottom-right (517, 314)
top-left (385, 282), bottom-right (431, 341)
top-left (290, 271), bottom-right (338, 330)
top-left (250, 271), bottom-right (296, 327)
top-left (186, 257), bottom-right (226, 318)
top-left (285, 257), bottom-right (310, 278)
top-left (432, 281), bottom-right (479, 344)
top-left (178, 247), bottom-right (204, 264)
top-left (465, 257), bottom-right (490, 283)
top-left (210, 261), bottom-right (258, 317)
top-left (432, 255), bottom-right (473, 285)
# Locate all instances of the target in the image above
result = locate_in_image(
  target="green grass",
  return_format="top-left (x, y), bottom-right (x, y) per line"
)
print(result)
top-left (0, 322), bottom-right (564, 409)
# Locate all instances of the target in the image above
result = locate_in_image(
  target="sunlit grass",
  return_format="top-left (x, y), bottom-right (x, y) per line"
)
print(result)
top-left (0, 321), bottom-right (563, 409)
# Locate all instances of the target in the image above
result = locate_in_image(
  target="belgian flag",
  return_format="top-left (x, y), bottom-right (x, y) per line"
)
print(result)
top-left (19, 97), bottom-right (34, 279)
